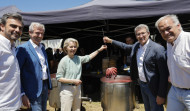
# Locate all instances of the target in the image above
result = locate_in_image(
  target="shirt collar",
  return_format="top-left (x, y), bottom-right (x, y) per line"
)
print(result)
top-left (29, 39), bottom-right (42, 49)
top-left (173, 31), bottom-right (183, 46)
top-left (0, 34), bottom-right (13, 49)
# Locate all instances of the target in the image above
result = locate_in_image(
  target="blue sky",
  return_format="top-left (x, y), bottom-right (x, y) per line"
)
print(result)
top-left (0, 0), bottom-right (92, 12)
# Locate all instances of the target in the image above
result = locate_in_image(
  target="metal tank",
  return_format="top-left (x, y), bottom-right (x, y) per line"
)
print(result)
top-left (101, 75), bottom-right (135, 111)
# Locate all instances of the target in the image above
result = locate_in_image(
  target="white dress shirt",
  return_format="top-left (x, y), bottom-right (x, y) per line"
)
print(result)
top-left (0, 35), bottom-right (21, 110)
top-left (137, 39), bottom-right (149, 82)
top-left (167, 31), bottom-right (190, 88)
top-left (30, 39), bottom-right (48, 80)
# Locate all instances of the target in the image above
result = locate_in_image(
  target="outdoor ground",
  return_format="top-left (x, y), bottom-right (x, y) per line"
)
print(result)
top-left (46, 101), bottom-right (166, 111)
top-left (20, 100), bottom-right (166, 111)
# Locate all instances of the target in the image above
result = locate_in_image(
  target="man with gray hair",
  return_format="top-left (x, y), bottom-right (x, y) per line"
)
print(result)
top-left (0, 13), bottom-right (23, 111)
top-left (103, 24), bottom-right (169, 111)
top-left (155, 14), bottom-right (190, 111)
top-left (16, 22), bottom-right (52, 111)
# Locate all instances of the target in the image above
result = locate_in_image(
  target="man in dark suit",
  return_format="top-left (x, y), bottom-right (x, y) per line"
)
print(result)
top-left (16, 22), bottom-right (52, 111)
top-left (103, 24), bottom-right (169, 111)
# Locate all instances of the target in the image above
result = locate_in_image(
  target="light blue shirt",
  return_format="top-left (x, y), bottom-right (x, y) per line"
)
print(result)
top-left (56, 55), bottom-right (90, 82)
top-left (137, 39), bottom-right (149, 82)
top-left (29, 39), bottom-right (48, 80)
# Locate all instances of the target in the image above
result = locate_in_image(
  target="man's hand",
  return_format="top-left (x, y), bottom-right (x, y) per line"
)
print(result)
top-left (103, 36), bottom-right (112, 44)
top-left (156, 96), bottom-right (165, 105)
top-left (106, 67), bottom-right (117, 78)
top-left (22, 95), bottom-right (30, 108)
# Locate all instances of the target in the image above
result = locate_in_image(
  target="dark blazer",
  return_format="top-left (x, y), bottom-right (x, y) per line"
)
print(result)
top-left (112, 39), bottom-right (169, 98)
top-left (16, 41), bottom-right (52, 100)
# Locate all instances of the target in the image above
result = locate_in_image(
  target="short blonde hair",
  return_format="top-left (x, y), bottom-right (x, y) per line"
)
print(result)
top-left (63, 38), bottom-right (79, 53)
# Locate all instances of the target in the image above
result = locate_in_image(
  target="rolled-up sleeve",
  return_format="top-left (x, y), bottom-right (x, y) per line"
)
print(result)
top-left (80, 55), bottom-right (90, 64)
top-left (56, 59), bottom-right (65, 80)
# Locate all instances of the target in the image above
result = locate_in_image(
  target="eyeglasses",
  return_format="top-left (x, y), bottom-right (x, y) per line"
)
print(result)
top-left (136, 32), bottom-right (147, 36)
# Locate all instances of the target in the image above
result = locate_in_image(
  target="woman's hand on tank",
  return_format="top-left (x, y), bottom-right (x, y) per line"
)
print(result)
top-left (106, 67), bottom-right (117, 79)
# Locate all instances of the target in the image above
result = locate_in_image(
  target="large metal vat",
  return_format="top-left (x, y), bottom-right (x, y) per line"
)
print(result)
top-left (101, 75), bottom-right (135, 111)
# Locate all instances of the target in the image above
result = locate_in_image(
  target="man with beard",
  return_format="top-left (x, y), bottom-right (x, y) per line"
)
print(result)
top-left (0, 13), bottom-right (23, 110)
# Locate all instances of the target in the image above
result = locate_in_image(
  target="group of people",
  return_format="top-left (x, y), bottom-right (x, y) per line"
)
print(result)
top-left (0, 12), bottom-right (190, 111)
top-left (104, 14), bottom-right (190, 111)
top-left (0, 12), bottom-right (106, 111)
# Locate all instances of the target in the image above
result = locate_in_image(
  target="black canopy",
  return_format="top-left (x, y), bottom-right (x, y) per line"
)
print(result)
top-left (16, 0), bottom-right (190, 42)
top-left (0, 6), bottom-right (21, 17)
top-left (1, 1), bottom-right (190, 42)
top-left (20, 0), bottom-right (190, 25)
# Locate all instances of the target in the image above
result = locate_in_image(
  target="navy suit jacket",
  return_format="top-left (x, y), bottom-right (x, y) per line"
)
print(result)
top-left (16, 41), bottom-right (52, 100)
top-left (112, 39), bottom-right (169, 98)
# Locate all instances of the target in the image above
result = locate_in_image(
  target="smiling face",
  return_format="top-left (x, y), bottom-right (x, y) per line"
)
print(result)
top-left (66, 41), bottom-right (78, 58)
top-left (135, 27), bottom-right (150, 46)
top-left (1, 18), bottom-right (23, 43)
top-left (29, 26), bottom-right (44, 46)
top-left (158, 17), bottom-right (181, 44)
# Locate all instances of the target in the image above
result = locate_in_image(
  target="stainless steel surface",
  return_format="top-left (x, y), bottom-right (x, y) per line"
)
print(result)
top-left (81, 97), bottom-right (92, 103)
top-left (101, 75), bottom-right (135, 111)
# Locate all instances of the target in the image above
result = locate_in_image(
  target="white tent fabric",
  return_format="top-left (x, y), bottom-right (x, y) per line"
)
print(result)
top-left (41, 39), bottom-right (63, 49)
top-left (16, 39), bottom-right (63, 50)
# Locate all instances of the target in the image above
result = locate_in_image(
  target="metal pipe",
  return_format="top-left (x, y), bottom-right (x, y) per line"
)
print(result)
top-left (81, 97), bottom-right (92, 103)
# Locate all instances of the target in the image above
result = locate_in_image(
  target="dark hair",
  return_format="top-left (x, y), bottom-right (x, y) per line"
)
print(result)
top-left (1, 13), bottom-right (24, 26)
